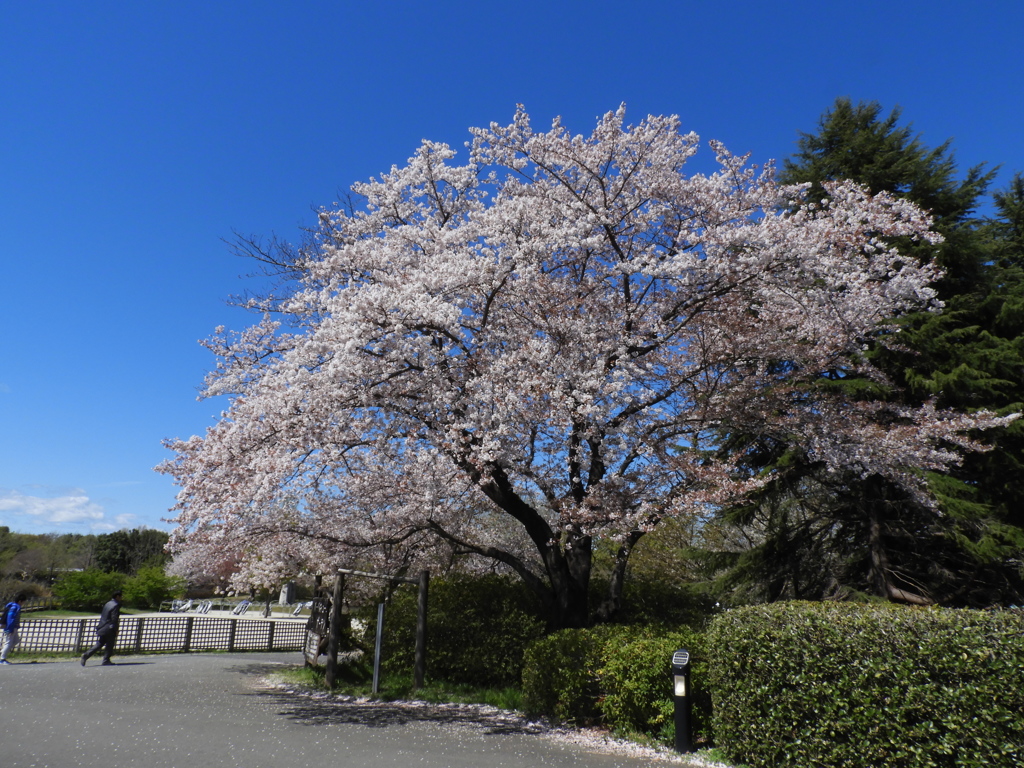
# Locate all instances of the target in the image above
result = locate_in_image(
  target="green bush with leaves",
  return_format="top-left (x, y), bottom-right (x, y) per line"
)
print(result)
top-left (52, 569), bottom-right (126, 611)
top-left (521, 623), bottom-right (712, 745)
top-left (0, 578), bottom-right (49, 602)
top-left (707, 602), bottom-right (1024, 768)
top-left (521, 625), bottom-right (622, 723)
top-left (378, 574), bottom-right (545, 688)
top-left (598, 629), bottom-right (709, 743)
top-left (123, 566), bottom-right (186, 610)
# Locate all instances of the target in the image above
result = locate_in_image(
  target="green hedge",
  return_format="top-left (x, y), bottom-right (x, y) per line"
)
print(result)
top-left (522, 625), bottom-right (625, 724)
top-left (52, 569), bottom-right (126, 610)
top-left (522, 624), bottom-right (711, 744)
top-left (122, 566), bottom-right (187, 610)
top-left (599, 629), bottom-right (710, 743)
top-left (706, 602), bottom-right (1024, 768)
top-left (52, 567), bottom-right (186, 611)
top-left (378, 574), bottom-right (545, 688)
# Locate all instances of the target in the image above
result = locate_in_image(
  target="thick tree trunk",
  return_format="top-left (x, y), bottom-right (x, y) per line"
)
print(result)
top-left (864, 474), bottom-right (932, 605)
top-left (592, 530), bottom-right (645, 623)
top-left (473, 466), bottom-right (598, 630)
top-left (542, 536), bottom-right (593, 630)
top-left (865, 475), bottom-right (893, 599)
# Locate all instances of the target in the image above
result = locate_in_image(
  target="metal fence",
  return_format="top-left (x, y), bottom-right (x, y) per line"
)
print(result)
top-left (18, 616), bottom-right (307, 654)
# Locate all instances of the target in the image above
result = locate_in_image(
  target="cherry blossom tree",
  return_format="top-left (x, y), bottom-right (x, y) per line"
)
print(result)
top-left (161, 106), bottom-right (1011, 629)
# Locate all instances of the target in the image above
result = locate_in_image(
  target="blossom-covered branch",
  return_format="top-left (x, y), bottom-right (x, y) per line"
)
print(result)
top-left (160, 106), bottom-right (1011, 627)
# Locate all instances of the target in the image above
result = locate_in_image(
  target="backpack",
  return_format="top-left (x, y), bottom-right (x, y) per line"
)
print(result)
top-left (0, 602), bottom-right (18, 630)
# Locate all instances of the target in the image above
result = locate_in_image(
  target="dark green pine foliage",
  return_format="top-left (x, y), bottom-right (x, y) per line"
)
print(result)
top-left (781, 97), bottom-right (994, 299)
top-left (713, 99), bottom-right (1023, 607)
top-left (873, 179), bottom-right (1024, 606)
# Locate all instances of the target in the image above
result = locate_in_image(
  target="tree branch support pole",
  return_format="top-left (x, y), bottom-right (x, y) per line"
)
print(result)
top-left (372, 602), bottom-right (385, 694)
top-left (414, 569), bottom-right (429, 690)
top-left (332, 567), bottom-right (428, 693)
top-left (325, 572), bottom-right (345, 689)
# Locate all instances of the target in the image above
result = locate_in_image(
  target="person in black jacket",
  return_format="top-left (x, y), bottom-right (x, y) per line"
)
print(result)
top-left (81, 590), bottom-right (122, 666)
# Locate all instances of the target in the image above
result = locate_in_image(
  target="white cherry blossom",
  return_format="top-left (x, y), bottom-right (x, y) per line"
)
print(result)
top-left (160, 106), bottom-right (1011, 628)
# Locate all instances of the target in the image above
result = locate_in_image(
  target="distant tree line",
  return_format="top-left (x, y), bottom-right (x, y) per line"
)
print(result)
top-left (1, 526), bottom-right (178, 609)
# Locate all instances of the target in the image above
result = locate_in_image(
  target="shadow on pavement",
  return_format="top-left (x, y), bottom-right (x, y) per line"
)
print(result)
top-left (230, 661), bottom-right (294, 677)
top-left (251, 688), bottom-right (547, 736)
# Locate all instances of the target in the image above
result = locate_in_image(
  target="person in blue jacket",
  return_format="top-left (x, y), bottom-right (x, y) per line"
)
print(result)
top-left (81, 590), bottom-right (122, 666)
top-left (0, 593), bottom-right (24, 664)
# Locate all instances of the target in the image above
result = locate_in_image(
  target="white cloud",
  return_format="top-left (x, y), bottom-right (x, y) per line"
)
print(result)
top-left (112, 513), bottom-right (138, 528)
top-left (0, 489), bottom-right (107, 529)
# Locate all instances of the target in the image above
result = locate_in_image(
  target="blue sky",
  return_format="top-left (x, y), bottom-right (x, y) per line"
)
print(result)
top-left (1, 1), bottom-right (1021, 535)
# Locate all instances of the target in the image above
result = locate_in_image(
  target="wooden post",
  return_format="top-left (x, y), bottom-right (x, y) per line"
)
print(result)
top-left (372, 602), bottom-right (385, 694)
top-left (228, 618), bottom-right (237, 652)
top-left (134, 617), bottom-right (145, 653)
top-left (325, 572), bottom-right (345, 689)
top-left (266, 620), bottom-right (275, 652)
top-left (413, 569), bottom-right (429, 690)
top-left (183, 616), bottom-right (194, 653)
top-left (75, 619), bottom-right (86, 653)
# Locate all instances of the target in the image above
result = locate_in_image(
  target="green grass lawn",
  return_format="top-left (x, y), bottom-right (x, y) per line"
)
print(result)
top-left (271, 663), bottom-right (524, 711)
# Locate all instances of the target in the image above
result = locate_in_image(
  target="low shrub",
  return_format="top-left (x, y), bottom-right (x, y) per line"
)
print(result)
top-left (0, 579), bottom-right (50, 602)
top-left (521, 625), bottom-right (624, 724)
top-left (598, 628), bottom-right (710, 744)
top-left (123, 566), bottom-right (187, 610)
top-left (52, 569), bottom-right (126, 611)
top-left (706, 602), bottom-right (1024, 768)
top-left (521, 623), bottom-right (712, 746)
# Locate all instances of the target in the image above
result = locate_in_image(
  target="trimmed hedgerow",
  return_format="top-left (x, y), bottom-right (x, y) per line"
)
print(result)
top-left (706, 602), bottom-right (1024, 768)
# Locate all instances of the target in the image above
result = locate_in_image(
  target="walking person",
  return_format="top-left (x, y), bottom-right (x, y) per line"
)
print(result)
top-left (81, 589), bottom-right (122, 666)
top-left (0, 593), bottom-right (24, 664)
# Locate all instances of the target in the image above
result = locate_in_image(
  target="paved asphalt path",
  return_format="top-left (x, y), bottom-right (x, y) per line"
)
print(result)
top-left (0, 652), bottom-right (677, 768)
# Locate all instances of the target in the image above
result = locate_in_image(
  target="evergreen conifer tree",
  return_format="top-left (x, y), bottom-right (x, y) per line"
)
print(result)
top-left (712, 99), bottom-right (1023, 606)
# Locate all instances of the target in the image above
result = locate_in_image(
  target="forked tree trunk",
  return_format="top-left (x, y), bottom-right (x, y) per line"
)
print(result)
top-left (539, 530), bottom-right (644, 629)
top-left (592, 530), bottom-right (645, 624)
top-left (542, 539), bottom-right (593, 630)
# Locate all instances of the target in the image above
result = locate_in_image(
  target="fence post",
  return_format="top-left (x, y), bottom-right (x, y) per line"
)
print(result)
top-left (266, 620), bottom-right (275, 652)
top-left (372, 602), bottom-right (385, 694)
top-left (228, 618), bottom-right (237, 652)
top-left (75, 619), bottom-right (87, 653)
top-left (183, 616), bottom-right (194, 653)
top-left (134, 617), bottom-right (145, 653)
